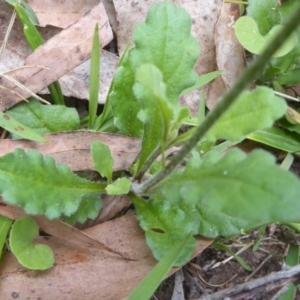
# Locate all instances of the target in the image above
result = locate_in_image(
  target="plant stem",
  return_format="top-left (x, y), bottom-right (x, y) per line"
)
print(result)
top-left (132, 2), bottom-right (300, 195)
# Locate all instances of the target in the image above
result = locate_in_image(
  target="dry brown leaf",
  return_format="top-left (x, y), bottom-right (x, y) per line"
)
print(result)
top-left (0, 2), bottom-right (118, 105)
top-left (206, 2), bottom-right (246, 109)
top-left (0, 2), bottom-right (113, 111)
top-left (0, 214), bottom-right (212, 299)
top-left (27, 0), bottom-right (99, 28)
top-left (27, 0), bottom-right (118, 34)
top-left (0, 131), bottom-right (141, 171)
top-left (0, 200), bottom-right (129, 259)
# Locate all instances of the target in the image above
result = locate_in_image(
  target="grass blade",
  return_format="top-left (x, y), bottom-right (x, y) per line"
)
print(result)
top-left (127, 233), bottom-right (191, 300)
top-left (88, 24), bottom-right (100, 129)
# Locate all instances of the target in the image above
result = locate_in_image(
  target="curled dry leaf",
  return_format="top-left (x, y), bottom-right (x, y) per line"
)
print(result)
top-left (0, 131), bottom-right (141, 172)
top-left (0, 2), bottom-right (113, 111)
top-left (0, 214), bottom-right (212, 299)
top-left (206, 2), bottom-right (247, 109)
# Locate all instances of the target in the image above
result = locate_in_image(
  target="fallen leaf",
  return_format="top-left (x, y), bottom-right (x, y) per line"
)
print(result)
top-left (0, 131), bottom-right (141, 171)
top-left (206, 2), bottom-right (246, 109)
top-left (27, 0), bottom-right (99, 28)
top-left (0, 2), bottom-right (113, 111)
top-left (0, 214), bottom-right (212, 299)
top-left (0, 2), bottom-right (118, 105)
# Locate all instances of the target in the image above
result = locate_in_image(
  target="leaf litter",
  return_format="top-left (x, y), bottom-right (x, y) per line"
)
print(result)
top-left (0, 0), bottom-right (298, 299)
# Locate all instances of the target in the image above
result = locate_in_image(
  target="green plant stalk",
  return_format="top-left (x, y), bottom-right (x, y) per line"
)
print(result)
top-left (14, 4), bottom-right (64, 105)
top-left (89, 24), bottom-right (100, 129)
top-left (132, 2), bottom-right (300, 195)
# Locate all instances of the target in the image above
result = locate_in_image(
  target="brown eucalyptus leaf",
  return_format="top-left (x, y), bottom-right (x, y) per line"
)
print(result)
top-left (0, 214), bottom-right (212, 299)
top-left (27, 0), bottom-right (99, 28)
top-left (0, 131), bottom-right (141, 171)
top-left (0, 2), bottom-right (113, 111)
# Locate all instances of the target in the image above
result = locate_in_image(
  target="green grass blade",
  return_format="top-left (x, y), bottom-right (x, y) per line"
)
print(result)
top-left (0, 216), bottom-right (13, 260)
top-left (14, 4), bottom-right (43, 50)
top-left (13, 3), bottom-right (64, 105)
top-left (89, 23), bottom-right (100, 129)
top-left (127, 233), bottom-right (191, 300)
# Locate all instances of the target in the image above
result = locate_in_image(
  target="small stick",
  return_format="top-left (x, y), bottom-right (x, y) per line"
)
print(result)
top-left (198, 264), bottom-right (300, 300)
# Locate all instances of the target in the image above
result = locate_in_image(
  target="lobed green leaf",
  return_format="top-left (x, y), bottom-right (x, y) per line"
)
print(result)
top-left (0, 149), bottom-right (105, 219)
top-left (206, 87), bottom-right (287, 141)
top-left (130, 1), bottom-right (200, 105)
top-left (134, 64), bottom-right (175, 173)
top-left (135, 149), bottom-right (300, 263)
top-left (108, 48), bottom-right (143, 137)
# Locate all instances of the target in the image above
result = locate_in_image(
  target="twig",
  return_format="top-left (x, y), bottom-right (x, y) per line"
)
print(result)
top-left (198, 264), bottom-right (300, 300)
top-left (244, 254), bottom-right (272, 282)
top-left (132, 1), bottom-right (300, 195)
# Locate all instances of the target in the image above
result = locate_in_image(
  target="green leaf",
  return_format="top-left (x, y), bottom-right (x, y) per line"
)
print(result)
top-left (127, 233), bottom-right (191, 300)
top-left (106, 177), bottom-right (131, 195)
top-left (277, 68), bottom-right (300, 85)
top-left (89, 24), bottom-right (100, 129)
top-left (0, 216), bottom-right (13, 260)
top-left (148, 149), bottom-right (300, 231)
top-left (134, 64), bottom-right (175, 173)
top-left (247, 0), bottom-right (281, 35)
top-left (0, 110), bottom-right (46, 142)
top-left (130, 1), bottom-right (200, 105)
top-left (14, 4), bottom-right (43, 50)
top-left (235, 16), bottom-right (295, 57)
top-left (5, 0), bottom-right (39, 25)
top-left (248, 127), bottom-right (300, 153)
top-left (62, 194), bottom-right (102, 224)
top-left (9, 217), bottom-right (54, 270)
top-left (206, 87), bottom-right (287, 142)
top-left (6, 98), bottom-right (79, 136)
top-left (91, 141), bottom-right (113, 183)
top-left (108, 48), bottom-right (143, 137)
top-left (130, 194), bottom-right (196, 266)
top-left (0, 149), bottom-right (105, 219)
